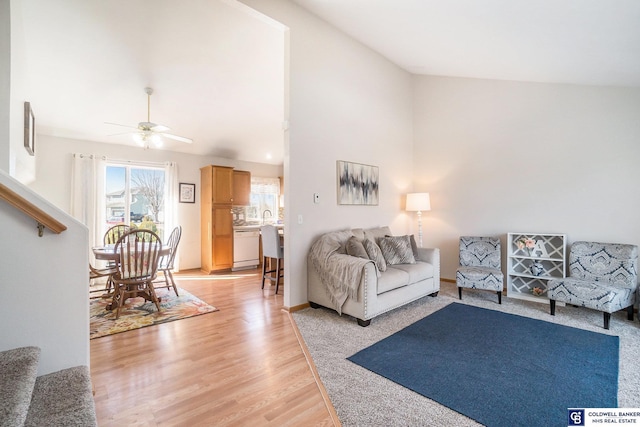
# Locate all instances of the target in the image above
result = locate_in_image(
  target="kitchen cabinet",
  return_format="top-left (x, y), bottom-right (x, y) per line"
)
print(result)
top-left (201, 165), bottom-right (234, 272)
top-left (232, 170), bottom-right (251, 206)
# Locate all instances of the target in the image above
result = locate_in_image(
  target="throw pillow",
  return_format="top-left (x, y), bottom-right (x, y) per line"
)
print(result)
top-left (363, 239), bottom-right (387, 272)
top-left (345, 236), bottom-right (369, 260)
top-left (379, 235), bottom-right (416, 265)
top-left (386, 234), bottom-right (419, 259)
top-left (409, 234), bottom-right (419, 260)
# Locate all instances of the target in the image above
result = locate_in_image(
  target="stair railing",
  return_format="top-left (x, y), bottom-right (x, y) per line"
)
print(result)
top-left (0, 183), bottom-right (67, 236)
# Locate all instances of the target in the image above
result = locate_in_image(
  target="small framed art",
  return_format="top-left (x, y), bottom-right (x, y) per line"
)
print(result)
top-left (24, 102), bottom-right (35, 156)
top-left (179, 183), bottom-right (196, 203)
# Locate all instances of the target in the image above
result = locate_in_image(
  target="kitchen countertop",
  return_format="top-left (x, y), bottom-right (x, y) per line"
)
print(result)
top-left (233, 224), bottom-right (283, 231)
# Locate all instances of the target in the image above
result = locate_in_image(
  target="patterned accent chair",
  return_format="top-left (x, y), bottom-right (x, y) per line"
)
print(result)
top-left (548, 241), bottom-right (638, 330)
top-left (456, 236), bottom-right (504, 304)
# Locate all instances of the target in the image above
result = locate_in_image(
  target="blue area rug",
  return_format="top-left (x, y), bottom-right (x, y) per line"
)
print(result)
top-left (347, 303), bottom-right (619, 427)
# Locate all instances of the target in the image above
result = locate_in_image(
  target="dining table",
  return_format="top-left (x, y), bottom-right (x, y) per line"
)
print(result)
top-left (92, 244), bottom-right (171, 311)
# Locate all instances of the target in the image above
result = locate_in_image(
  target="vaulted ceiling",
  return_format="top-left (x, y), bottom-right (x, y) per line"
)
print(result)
top-left (19, 1), bottom-right (640, 165)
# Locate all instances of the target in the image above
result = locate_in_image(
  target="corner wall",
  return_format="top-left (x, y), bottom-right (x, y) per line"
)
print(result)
top-left (0, 169), bottom-right (89, 375)
top-left (412, 75), bottom-right (640, 279)
top-left (241, 0), bottom-right (415, 307)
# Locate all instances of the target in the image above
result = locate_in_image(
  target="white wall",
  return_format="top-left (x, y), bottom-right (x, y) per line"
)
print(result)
top-left (9, 0), bottom-right (36, 183)
top-left (242, 0), bottom-right (415, 307)
top-left (413, 75), bottom-right (640, 279)
top-left (0, 170), bottom-right (89, 375)
top-left (0, 0), bottom-right (9, 172)
top-left (28, 135), bottom-right (283, 270)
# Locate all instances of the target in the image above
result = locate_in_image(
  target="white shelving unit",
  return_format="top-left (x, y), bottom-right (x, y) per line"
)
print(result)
top-left (507, 232), bottom-right (566, 304)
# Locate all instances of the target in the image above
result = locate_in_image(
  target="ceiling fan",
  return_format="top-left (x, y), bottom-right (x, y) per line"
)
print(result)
top-left (105, 87), bottom-right (193, 148)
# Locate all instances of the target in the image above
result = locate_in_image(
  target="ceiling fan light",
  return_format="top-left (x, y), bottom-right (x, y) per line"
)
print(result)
top-left (151, 134), bottom-right (162, 147)
top-left (132, 133), bottom-right (145, 146)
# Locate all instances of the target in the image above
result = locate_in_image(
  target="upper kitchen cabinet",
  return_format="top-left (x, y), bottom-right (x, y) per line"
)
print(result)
top-left (232, 170), bottom-right (251, 206)
top-left (211, 166), bottom-right (234, 204)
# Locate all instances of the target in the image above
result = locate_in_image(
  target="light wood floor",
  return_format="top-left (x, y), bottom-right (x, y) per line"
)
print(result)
top-left (90, 269), bottom-right (339, 426)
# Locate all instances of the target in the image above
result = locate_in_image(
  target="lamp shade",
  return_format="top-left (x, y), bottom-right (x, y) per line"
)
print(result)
top-left (406, 192), bottom-right (431, 212)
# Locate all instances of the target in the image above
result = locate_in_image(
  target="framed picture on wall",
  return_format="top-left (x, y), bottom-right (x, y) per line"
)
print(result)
top-left (337, 160), bottom-right (379, 205)
top-left (24, 102), bottom-right (35, 156)
top-left (179, 183), bottom-right (196, 203)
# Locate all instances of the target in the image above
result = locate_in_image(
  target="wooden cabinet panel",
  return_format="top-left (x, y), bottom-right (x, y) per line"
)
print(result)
top-left (232, 170), bottom-right (251, 206)
top-left (201, 165), bottom-right (234, 273)
top-left (212, 204), bottom-right (233, 269)
top-left (212, 166), bottom-right (234, 204)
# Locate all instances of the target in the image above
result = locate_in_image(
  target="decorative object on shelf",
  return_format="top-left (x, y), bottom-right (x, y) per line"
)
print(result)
top-left (515, 237), bottom-right (536, 256)
top-left (179, 183), bottom-right (196, 203)
top-left (530, 260), bottom-right (544, 276)
top-left (532, 240), bottom-right (549, 257)
top-left (337, 160), bottom-right (379, 205)
top-left (531, 287), bottom-right (545, 296)
top-left (405, 192), bottom-right (431, 247)
top-left (507, 232), bottom-right (567, 304)
top-left (24, 102), bottom-right (35, 156)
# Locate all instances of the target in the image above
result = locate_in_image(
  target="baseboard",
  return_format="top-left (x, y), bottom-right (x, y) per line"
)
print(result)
top-left (287, 312), bottom-right (342, 427)
top-left (441, 278), bottom-right (455, 283)
top-left (283, 302), bottom-right (310, 313)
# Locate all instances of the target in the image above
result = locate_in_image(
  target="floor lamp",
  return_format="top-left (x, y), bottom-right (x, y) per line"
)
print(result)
top-left (406, 193), bottom-right (431, 247)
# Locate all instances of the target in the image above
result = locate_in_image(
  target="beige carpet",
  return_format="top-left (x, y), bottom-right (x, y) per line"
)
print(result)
top-left (293, 281), bottom-right (640, 427)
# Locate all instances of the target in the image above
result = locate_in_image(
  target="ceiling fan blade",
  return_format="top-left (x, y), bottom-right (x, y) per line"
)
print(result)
top-left (160, 133), bottom-right (193, 144)
top-left (150, 124), bottom-right (170, 132)
top-left (107, 131), bottom-right (136, 137)
top-left (104, 122), bottom-right (139, 130)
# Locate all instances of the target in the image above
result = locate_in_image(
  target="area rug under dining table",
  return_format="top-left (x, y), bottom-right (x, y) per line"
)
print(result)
top-left (90, 287), bottom-right (217, 339)
top-left (347, 302), bottom-right (619, 427)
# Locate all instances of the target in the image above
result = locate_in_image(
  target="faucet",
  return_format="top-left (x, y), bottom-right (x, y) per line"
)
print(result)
top-left (262, 209), bottom-right (273, 225)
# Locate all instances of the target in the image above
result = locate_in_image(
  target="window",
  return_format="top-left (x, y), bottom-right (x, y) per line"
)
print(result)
top-left (105, 164), bottom-right (166, 239)
top-left (247, 177), bottom-right (280, 223)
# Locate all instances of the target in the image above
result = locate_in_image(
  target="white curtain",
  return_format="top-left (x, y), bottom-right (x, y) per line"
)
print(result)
top-left (251, 176), bottom-right (280, 194)
top-left (70, 153), bottom-right (106, 263)
top-left (163, 161), bottom-right (180, 271)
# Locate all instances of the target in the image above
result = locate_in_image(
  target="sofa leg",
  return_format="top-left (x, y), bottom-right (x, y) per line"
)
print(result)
top-left (458, 287), bottom-right (462, 300)
top-left (309, 301), bottom-right (321, 309)
top-left (604, 312), bottom-right (611, 330)
top-left (627, 305), bottom-right (634, 321)
top-left (497, 291), bottom-right (502, 305)
top-left (550, 300), bottom-right (556, 316)
top-left (429, 291), bottom-right (439, 297)
top-left (357, 318), bottom-right (371, 327)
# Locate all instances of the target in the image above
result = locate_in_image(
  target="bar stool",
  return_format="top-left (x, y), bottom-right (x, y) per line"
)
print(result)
top-left (260, 225), bottom-right (284, 294)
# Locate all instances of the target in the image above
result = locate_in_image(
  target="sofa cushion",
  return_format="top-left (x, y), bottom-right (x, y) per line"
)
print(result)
top-left (345, 236), bottom-right (369, 260)
top-left (352, 228), bottom-right (365, 241)
top-left (364, 239), bottom-right (387, 272)
top-left (364, 226), bottom-right (393, 243)
top-left (390, 261), bottom-right (434, 284)
top-left (377, 267), bottom-right (410, 294)
top-left (379, 235), bottom-right (416, 265)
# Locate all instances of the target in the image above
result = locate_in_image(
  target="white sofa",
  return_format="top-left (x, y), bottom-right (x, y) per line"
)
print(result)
top-left (307, 226), bottom-right (440, 326)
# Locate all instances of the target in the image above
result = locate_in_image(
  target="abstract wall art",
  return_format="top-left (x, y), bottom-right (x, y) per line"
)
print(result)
top-left (337, 160), bottom-right (379, 205)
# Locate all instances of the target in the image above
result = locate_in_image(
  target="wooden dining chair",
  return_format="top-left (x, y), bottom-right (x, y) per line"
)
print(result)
top-left (154, 226), bottom-right (182, 296)
top-left (110, 229), bottom-right (163, 319)
top-left (260, 225), bottom-right (284, 294)
top-left (104, 224), bottom-right (131, 245)
top-left (89, 263), bottom-right (117, 299)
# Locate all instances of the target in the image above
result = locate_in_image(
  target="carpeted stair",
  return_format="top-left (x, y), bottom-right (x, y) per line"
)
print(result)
top-left (0, 346), bottom-right (97, 427)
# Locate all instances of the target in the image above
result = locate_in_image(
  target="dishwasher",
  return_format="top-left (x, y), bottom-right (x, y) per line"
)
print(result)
top-left (233, 228), bottom-right (260, 270)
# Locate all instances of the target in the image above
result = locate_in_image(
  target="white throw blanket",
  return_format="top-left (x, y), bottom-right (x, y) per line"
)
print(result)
top-left (308, 230), bottom-right (372, 314)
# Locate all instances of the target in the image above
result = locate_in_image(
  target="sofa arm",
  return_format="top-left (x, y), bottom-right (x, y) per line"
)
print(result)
top-left (417, 247), bottom-right (440, 287)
